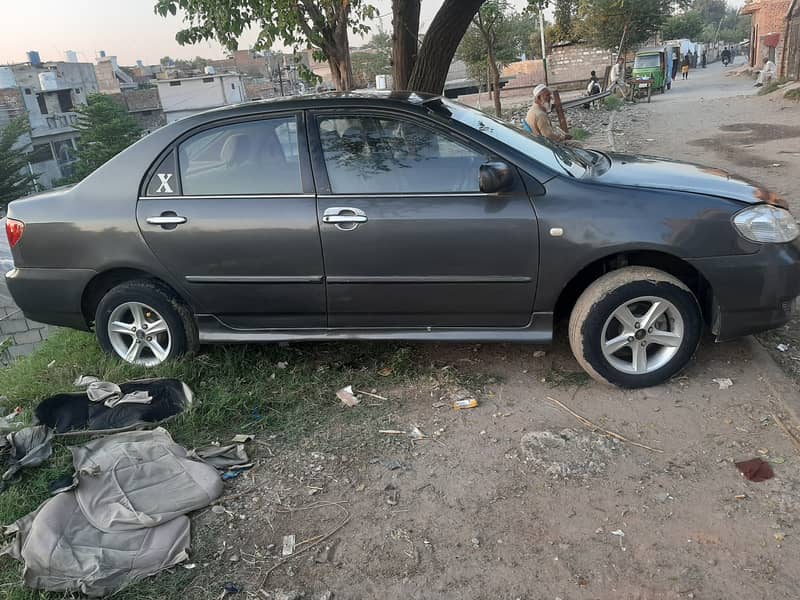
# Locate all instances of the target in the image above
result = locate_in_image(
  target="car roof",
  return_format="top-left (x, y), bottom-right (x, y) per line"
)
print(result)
top-left (198, 90), bottom-right (442, 120)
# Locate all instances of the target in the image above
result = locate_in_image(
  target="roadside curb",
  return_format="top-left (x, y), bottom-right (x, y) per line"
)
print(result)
top-left (606, 110), bottom-right (616, 151)
top-left (746, 336), bottom-right (800, 424)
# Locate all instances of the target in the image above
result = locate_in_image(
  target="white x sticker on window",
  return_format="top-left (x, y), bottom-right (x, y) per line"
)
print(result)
top-left (156, 173), bottom-right (173, 194)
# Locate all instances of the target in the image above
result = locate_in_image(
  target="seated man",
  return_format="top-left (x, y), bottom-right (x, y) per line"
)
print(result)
top-left (525, 84), bottom-right (571, 143)
top-left (754, 57), bottom-right (777, 87)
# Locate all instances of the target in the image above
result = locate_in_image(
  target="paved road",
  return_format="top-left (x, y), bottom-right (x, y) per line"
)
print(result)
top-left (642, 56), bottom-right (756, 104)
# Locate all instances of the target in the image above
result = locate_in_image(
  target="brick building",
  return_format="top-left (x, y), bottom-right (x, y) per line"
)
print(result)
top-left (742, 0), bottom-right (792, 70)
top-left (784, 0), bottom-right (800, 79)
top-left (548, 42), bottom-right (614, 85)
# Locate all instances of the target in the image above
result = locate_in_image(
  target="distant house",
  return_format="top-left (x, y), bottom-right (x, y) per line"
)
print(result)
top-left (741, 0), bottom-right (792, 70)
top-left (783, 0), bottom-right (800, 79)
top-left (0, 53), bottom-right (99, 187)
top-left (156, 74), bottom-right (247, 123)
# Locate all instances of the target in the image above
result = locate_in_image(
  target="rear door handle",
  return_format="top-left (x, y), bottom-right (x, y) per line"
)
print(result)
top-left (146, 215), bottom-right (187, 225)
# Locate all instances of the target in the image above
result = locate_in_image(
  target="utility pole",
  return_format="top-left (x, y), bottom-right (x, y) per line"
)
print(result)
top-left (539, 3), bottom-right (548, 86)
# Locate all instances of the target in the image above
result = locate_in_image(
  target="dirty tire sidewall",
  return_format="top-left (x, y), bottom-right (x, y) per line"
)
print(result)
top-left (569, 270), bottom-right (701, 389)
top-left (95, 280), bottom-right (195, 365)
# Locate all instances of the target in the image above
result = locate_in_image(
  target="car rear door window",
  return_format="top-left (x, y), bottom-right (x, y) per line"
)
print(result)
top-left (178, 117), bottom-right (302, 196)
top-left (317, 116), bottom-right (485, 194)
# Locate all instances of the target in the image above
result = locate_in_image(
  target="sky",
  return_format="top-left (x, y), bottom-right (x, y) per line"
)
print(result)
top-left (0, 0), bottom-right (743, 67)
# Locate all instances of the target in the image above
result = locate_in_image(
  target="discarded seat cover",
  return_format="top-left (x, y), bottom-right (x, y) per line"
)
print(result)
top-left (1, 425), bottom-right (54, 482)
top-left (71, 427), bottom-right (223, 532)
top-left (3, 490), bottom-right (190, 597)
top-left (34, 379), bottom-right (193, 434)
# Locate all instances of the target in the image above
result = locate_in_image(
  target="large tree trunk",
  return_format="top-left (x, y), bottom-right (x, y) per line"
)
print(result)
top-left (407, 0), bottom-right (487, 94)
top-left (322, 4), bottom-right (356, 91)
top-left (392, 0), bottom-right (421, 90)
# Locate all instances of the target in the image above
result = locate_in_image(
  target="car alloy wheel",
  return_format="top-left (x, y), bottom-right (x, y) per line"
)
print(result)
top-left (568, 267), bottom-right (702, 388)
top-left (600, 296), bottom-right (684, 375)
top-left (107, 301), bottom-right (173, 367)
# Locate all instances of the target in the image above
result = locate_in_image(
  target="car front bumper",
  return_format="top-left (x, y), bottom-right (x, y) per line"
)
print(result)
top-left (689, 240), bottom-right (800, 341)
top-left (5, 267), bottom-right (95, 331)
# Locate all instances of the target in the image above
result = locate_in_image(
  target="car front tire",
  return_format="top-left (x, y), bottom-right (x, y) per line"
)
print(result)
top-left (568, 267), bottom-right (702, 388)
top-left (95, 280), bottom-right (198, 367)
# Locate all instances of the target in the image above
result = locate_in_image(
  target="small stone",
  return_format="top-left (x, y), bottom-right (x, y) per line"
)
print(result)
top-left (775, 532), bottom-right (786, 542)
top-left (471, 537), bottom-right (480, 548)
top-left (229, 553), bottom-right (239, 562)
top-left (533, 350), bottom-right (546, 358)
top-left (212, 505), bottom-right (226, 515)
top-left (655, 492), bottom-right (670, 502)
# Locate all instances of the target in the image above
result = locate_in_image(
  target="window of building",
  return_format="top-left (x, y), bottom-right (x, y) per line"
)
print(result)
top-left (57, 89), bottom-right (74, 112)
top-left (28, 143), bottom-right (54, 164)
top-left (317, 116), bottom-right (485, 195)
top-left (36, 94), bottom-right (48, 115)
top-left (169, 81), bottom-right (181, 87)
top-left (178, 117), bottom-right (303, 196)
top-left (24, 88), bottom-right (31, 95)
top-left (202, 77), bottom-right (214, 83)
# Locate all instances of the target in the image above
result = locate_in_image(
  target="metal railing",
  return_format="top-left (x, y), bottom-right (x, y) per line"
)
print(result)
top-left (45, 112), bottom-right (78, 130)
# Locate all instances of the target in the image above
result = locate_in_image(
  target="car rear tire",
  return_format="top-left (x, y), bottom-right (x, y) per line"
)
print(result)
top-left (95, 280), bottom-right (198, 367)
top-left (568, 267), bottom-right (702, 388)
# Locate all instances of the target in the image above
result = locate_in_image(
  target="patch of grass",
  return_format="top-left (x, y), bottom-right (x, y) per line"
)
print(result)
top-left (603, 95), bottom-right (623, 111)
top-left (0, 330), bottom-right (480, 598)
top-left (785, 88), bottom-right (800, 101)
top-left (758, 78), bottom-right (787, 95)
top-left (570, 127), bottom-right (591, 141)
top-left (543, 367), bottom-right (591, 388)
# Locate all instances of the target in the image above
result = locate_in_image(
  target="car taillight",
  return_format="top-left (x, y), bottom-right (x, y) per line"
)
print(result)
top-left (5, 219), bottom-right (24, 248)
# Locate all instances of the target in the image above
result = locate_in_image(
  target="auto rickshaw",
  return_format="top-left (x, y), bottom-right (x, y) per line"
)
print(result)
top-left (632, 48), bottom-right (671, 95)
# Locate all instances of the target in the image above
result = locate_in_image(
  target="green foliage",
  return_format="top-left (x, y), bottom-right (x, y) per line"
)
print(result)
top-left (603, 94), bottom-right (623, 110)
top-left (552, 0), bottom-right (580, 42)
top-left (570, 127), bottom-right (590, 141)
top-left (576, 0), bottom-right (682, 53)
top-left (758, 78), bottom-right (786, 96)
top-left (69, 94), bottom-right (142, 183)
top-left (351, 32), bottom-right (391, 88)
top-left (154, 0), bottom-right (377, 89)
top-left (0, 118), bottom-right (37, 209)
top-left (457, 1), bottom-right (529, 84)
top-left (785, 88), bottom-right (800, 102)
top-left (662, 11), bottom-right (705, 41)
top-left (693, 0), bottom-right (750, 42)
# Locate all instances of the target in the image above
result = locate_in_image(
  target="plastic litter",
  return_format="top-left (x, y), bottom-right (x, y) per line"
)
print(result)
top-left (453, 399), bottom-right (478, 410)
top-left (712, 378), bottom-right (734, 390)
top-left (336, 386), bottom-right (360, 407)
top-left (282, 534), bottom-right (296, 557)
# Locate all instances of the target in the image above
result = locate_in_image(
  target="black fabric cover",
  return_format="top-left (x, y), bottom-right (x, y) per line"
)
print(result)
top-left (35, 379), bottom-right (191, 434)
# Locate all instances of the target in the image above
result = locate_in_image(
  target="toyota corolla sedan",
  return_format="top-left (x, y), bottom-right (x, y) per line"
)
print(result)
top-left (5, 92), bottom-right (799, 388)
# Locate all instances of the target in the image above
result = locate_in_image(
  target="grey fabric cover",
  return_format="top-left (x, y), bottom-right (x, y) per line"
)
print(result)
top-left (86, 381), bottom-right (153, 407)
top-left (71, 428), bottom-right (223, 532)
top-left (191, 443), bottom-right (252, 470)
top-left (1, 425), bottom-right (53, 482)
top-left (3, 491), bottom-right (190, 598)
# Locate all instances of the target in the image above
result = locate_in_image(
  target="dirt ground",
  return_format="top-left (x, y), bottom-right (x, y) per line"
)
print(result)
top-left (176, 61), bottom-right (800, 600)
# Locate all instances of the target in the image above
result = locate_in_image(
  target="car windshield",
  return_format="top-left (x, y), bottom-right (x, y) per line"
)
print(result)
top-left (634, 54), bottom-right (661, 69)
top-left (435, 98), bottom-right (588, 178)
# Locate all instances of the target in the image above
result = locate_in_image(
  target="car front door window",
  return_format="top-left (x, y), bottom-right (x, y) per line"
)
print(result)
top-left (317, 116), bottom-right (484, 194)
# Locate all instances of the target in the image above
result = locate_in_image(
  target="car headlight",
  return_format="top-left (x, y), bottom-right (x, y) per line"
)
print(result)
top-left (733, 205), bottom-right (799, 243)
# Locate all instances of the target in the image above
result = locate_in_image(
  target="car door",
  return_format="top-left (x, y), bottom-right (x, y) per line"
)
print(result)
top-left (137, 113), bottom-right (326, 329)
top-left (309, 110), bottom-right (539, 328)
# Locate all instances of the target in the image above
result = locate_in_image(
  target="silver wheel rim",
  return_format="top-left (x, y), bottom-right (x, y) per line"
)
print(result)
top-left (107, 302), bottom-right (172, 367)
top-left (600, 296), bottom-right (684, 375)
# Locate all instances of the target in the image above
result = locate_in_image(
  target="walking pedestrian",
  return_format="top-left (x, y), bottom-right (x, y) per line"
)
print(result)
top-left (681, 54), bottom-right (690, 80)
top-left (671, 52), bottom-right (680, 81)
top-left (701, 51), bottom-right (707, 68)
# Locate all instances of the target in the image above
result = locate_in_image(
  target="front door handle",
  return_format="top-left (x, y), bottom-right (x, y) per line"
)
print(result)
top-left (322, 207), bottom-right (368, 231)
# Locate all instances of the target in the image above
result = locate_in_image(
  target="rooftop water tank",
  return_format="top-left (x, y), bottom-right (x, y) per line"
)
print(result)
top-left (0, 67), bottom-right (16, 90)
top-left (204, 65), bottom-right (216, 75)
top-left (38, 71), bottom-right (58, 91)
top-left (64, 50), bottom-right (78, 63)
top-left (27, 51), bottom-right (41, 66)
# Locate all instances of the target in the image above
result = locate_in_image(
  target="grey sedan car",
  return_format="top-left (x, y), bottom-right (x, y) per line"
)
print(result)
top-left (5, 92), bottom-right (800, 387)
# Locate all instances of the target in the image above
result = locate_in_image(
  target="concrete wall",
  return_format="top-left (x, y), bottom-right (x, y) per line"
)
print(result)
top-left (158, 74), bottom-right (245, 123)
top-left (743, 0), bottom-right (792, 67)
top-left (548, 44), bottom-right (613, 84)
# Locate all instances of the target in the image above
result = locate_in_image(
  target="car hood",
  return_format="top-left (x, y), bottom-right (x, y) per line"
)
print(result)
top-left (591, 153), bottom-right (786, 207)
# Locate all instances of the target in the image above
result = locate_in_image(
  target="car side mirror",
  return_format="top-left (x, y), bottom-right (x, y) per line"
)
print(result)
top-left (480, 162), bottom-right (514, 194)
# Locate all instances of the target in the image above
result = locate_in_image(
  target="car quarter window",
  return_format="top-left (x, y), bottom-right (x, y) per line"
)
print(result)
top-left (176, 117), bottom-right (303, 196)
top-left (317, 115), bottom-right (486, 194)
